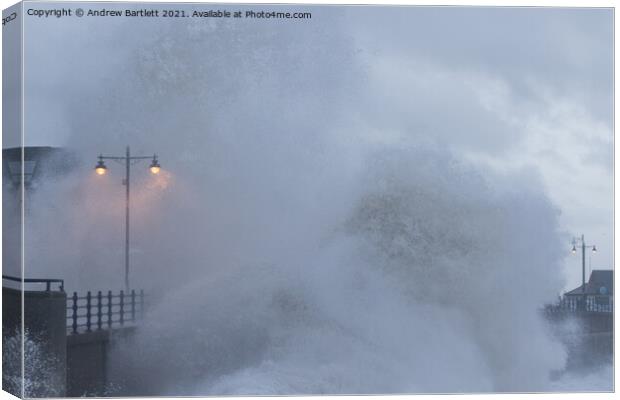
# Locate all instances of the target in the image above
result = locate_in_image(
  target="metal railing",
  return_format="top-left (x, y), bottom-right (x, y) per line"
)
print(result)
top-left (2, 275), bottom-right (64, 291)
top-left (546, 296), bottom-right (613, 313)
top-left (66, 289), bottom-right (144, 334)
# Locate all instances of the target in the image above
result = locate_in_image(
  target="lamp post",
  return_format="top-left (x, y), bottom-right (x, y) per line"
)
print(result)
top-left (571, 234), bottom-right (597, 311)
top-left (94, 146), bottom-right (161, 291)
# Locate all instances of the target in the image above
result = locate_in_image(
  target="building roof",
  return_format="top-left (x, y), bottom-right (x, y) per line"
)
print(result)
top-left (565, 270), bottom-right (613, 296)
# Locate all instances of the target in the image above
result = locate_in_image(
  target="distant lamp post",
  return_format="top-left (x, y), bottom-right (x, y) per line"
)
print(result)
top-left (94, 146), bottom-right (162, 290)
top-left (571, 234), bottom-right (597, 310)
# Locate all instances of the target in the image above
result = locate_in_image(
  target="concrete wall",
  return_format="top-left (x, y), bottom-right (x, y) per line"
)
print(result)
top-left (2, 287), bottom-right (22, 332)
top-left (546, 310), bottom-right (613, 371)
top-left (66, 327), bottom-right (136, 397)
top-left (3, 286), bottom-right (138, 397)
top-left (67, 330), bottom-right (110, 396)
top-left (560, 331), bottom-right (613, 371)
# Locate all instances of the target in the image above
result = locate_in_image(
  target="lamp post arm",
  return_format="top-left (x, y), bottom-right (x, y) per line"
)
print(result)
top-left (129, 156), bottom-right (155, 160)
top-left (100, 155), bottom-right (154, 160)
top-left (99, 156), bottom-right (126, 160)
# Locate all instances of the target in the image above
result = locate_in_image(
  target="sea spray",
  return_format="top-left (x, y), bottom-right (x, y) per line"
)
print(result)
top-left (3, 329), bottom-right (64, 397)
top-left (105, 145), bottom-right (569, 394)
top-left (20, 14), bottom-right (583, 394)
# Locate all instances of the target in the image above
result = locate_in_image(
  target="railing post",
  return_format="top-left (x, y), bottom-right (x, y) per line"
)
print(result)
top-left (72, 292), bottom-right (78, 334)
top-left (131, 289), bottom-right (136, 322)
top-left (107, 290), bottom-right (113, 328)
top-left (86, 291), bottom-right (92, 332)
top-left (140, 289), bottom-right (144, 319)
top-left (119, 290), bottom-right (125, 326)
top-left (97, 291), bottom-right (103, 330)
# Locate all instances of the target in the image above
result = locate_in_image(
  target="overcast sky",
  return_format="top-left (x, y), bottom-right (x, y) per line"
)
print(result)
top-left (8, 4), bottom-right (614, 291)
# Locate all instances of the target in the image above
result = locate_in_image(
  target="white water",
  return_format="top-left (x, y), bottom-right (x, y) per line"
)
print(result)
top-left (2, 330), bottom-right (64, 397)
top-left (21, 12), bottom-right (611, 394)
top-left (104, 145), bottom-right (574, 394)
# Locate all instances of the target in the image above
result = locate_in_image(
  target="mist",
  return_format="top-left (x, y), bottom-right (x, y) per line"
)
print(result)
top-left (19, 6), bottom-right (612, 394)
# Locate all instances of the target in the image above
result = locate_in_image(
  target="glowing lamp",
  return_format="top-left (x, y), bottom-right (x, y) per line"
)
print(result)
top-left (571, 245), bottom-right (576, 254)
top-left (592, 245), bottom-right (597, 253)
top-left (95, 158), bottom-right (107, 175)
top-left (149, 156), bottom-right (161, 174)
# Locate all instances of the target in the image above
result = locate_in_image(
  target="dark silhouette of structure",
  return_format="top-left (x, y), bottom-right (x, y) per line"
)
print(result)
top-left (2, 276), bottom-right (144, 396)
top-left (2, 146), bottom-right (143, 396)
top-left (545, 270), bottom-right (613, 371)
top-left (2, 146), bottom-right (79, 189)
top-left (563, 270), bottom-right (613, 312)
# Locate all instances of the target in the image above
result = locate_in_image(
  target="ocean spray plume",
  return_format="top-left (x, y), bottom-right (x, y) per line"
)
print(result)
top-left (107, 145), bottom-right (568, 394)
top-left (21, 14), bottom-right (577, 394)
